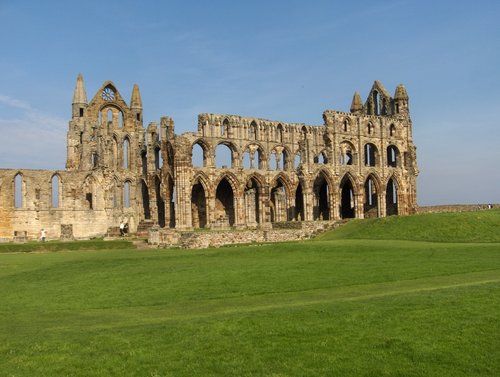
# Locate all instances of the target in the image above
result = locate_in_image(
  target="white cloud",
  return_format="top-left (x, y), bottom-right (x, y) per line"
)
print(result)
top-left (0, 94), bottom-right (67, 169)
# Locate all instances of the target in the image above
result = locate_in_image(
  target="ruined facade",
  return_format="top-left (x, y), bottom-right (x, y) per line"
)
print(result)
top-left (0, 76), bottom-right (418, 240)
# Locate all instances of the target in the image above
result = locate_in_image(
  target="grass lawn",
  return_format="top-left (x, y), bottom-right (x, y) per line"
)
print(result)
top-left (0, 211), bottom-right (499, 376)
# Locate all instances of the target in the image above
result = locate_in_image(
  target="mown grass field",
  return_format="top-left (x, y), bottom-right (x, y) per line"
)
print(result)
top-left (1, 210), bottom-right (499, 376)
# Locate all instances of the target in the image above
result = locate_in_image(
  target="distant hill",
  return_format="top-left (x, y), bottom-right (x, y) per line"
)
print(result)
top-left (316, 209), bottom-right (500, 243)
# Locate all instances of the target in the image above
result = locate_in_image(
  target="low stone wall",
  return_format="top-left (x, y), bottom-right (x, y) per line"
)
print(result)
top-left (149, 221), bottom-right (342, 249)
top-left (417, 204), bottom-right (498, 214)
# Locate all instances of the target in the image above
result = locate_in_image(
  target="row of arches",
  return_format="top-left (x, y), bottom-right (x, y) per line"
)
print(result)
top-left (192, 141), bottom-right (402, 170)
top-left (203, 119), bottom-right (309, 143)
top-left (188, 171), bottom-right (400, 229)
top-left (340, 118), bottom-right (398, 138)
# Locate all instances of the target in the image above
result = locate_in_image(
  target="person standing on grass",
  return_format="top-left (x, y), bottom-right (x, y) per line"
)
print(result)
top-left (40, 229), bottom-right (46, 242)
top-left (119, 222), bottom-right (125, 236)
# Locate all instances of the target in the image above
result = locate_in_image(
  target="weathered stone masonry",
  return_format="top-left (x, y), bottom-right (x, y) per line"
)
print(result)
top-left (0, 76), bottom-right (418, 240)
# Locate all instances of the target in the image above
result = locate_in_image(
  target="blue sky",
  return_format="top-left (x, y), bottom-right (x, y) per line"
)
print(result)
top-left (0, 0), bottom-right (499, 205)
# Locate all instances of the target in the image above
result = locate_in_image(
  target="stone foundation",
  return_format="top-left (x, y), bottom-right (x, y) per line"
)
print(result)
top-left (149, 221), bottom-right (342, 249)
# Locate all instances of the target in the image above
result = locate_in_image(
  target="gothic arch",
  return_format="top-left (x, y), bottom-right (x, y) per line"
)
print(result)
top-left (363, 173), bottom-right (381, 218)
top-left (214, 141), bottom-right (239, 168)
top-left (154, 175), bottom-right (165, 227)
top-left (313, 169), bottom-right (333, 220)
top-left (270, 175), bottom-right (290, 222)
top-left (50, 173), bottom-right (62, 208)
top-left (215, 176), bottom-right (237, 227)
top-left (244, 175), bottom-right (263, 225)
top-left (214, 172), bottom-right (241, 197)
top-left (340, 140), bottom-right (356, 165)
top-left (386, 175), bottom-right (400, 216)
top-left (339, 173), bottom-right (357, 219)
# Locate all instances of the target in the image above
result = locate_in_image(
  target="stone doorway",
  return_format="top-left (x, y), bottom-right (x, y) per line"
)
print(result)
top-left (340, 177), bottom-right (355, 219)
top-left (191, 181), bottom-right (207, 228)
top-left (215, 178), bottom-right (235, 227)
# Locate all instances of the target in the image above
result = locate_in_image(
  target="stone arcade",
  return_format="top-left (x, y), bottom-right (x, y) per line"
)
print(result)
top-left (0, 75), bottom-right (418, 241)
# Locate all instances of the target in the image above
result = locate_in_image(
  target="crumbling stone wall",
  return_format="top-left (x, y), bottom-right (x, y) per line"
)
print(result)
top-left (0, 76), bottom-right (418, 241)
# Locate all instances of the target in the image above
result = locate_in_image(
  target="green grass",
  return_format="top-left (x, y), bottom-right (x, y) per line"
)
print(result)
top-left (317, 209), bottom-right (500, 242)
top-left (0, 239), bottom-right (134, 253)
top-left (0, 212), bottom-right (499, 376)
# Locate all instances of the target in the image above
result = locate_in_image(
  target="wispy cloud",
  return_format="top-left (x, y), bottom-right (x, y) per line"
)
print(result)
top-left (0, 94), bottom-right (66, 169)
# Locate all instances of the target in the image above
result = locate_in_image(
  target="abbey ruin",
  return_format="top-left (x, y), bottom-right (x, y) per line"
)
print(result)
top-left (0, 75), bottom-right (418, 242)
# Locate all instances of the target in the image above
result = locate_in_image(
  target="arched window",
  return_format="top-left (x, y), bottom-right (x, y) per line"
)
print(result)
top-left (276, 124), bottom-right (283, 143)
top-left (294, 153), bottom-right (301, 169)
top-left (387, 145), bottom-right (399, 167)
top-left (373, 91), bottom-right (380, 115)
top-left (91, 152), bottom-right (98, 168)
top-left (389, 124), bottom-right (396, 137)
top-left (124, 181), bottom-right (131, 208)
top-left (123, 138), bottom-right (130, 169)
top-left (242, 151), bottom-right (251, 169)
top-left (51, 175), bottom-right (60, 208)
top-left (221, 118), bottom-right (229, 137)
top-left (343, 120), bottom-right (349, 132)
top-left (249, 121), bottom-right (257, 140)
top-left (14, 173), bottom-right (23, 208)
top-left (119, 112), bottom-right (124, 129)
top-left (215, 144), bottom-right (233, 168)
top-left (107, 109), bottom-right (113, 126)
top-left (155, 147), bottom-right (161, 170)
top-left (141, 151), bottom-right (148, 176)
top-left (367, 123), bottom-right (374, 135)
top-left (364, 143), bottom-right (377, 167)
top-left (192, 143), bottom-right (205, 167)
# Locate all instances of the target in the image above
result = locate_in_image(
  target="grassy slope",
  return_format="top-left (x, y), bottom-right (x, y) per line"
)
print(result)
top-left (316, 209), bottom-right (500, 242)
top-left (0, 212), bottom-right (499, 376)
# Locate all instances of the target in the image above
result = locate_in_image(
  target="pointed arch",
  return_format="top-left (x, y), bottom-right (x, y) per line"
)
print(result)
top-left (313, 169), bottom-right (333, 220)
top-left (249, 120), bottom-right (258, 140)
top-left (340, 140), bottom-right (356, 165)
top-left (364, 143), bottom-right (379, 167)
top-left (276, 123), bottom-right (284, 143)
top-left (123, 137), bottom-right (130, 169)
top-left (141, 179), bottom-right (151, 219)
top-left (215, 176), bottom-right (236, 227)
top-left (50, 173), bottom-right (62, 208)
top-left (363, 173), bottom-right (380, 218)
top-left (339, 174), bottom-right (356, 219)
top-left (215, 141), bottom-right (239, 168)
top-left (244, 175), bottom-right (263, 225)
top-left (387, 145), bottom-right (400, 168)
top-left (83, 174), bottom-right (98, 210)
top-left (270, 173), bottom-right (292, 222)
top-left (386, 175), bottom-right (400, 216)
top-left (154, 175), bottom-right (165, 227)
top-left (166, 174), bottom-right (176, 228)
top-left (294, 180), bottom-right (305, 221)
top-left (123, 180), bottom-right (131, 208)
top-left (13, 172), bottom-right (24, 208)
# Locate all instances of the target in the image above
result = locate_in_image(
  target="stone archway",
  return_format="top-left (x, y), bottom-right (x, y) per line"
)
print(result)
top-left (215, 177), bottom-right (235, 226)
top-left (191, 181), bottom-right (207, 228)
top-left (155, 177), bottom-right (165, 227)
top-left (364, 175), bottom-right (379, 218)
top-left (244, 177), bottom-right (261, 226)
top-left (340, 176), bottom-right (355, 219)
top-left (313, 173), bottom-right (330, 220)
top-left (386, 177), bottom-right (398, 216)
top-left (295, 182), bottom-right (304, 221)
top-left (141, 180), bottom-right (151, 220)
top-left (270, 178), bottom-right (288, 222)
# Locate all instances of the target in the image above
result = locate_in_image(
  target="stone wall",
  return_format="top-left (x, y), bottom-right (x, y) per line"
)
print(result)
top-left (149, 221), bottom-right (341, 249)
top-left (417, 204), bottom-right (499, 214)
